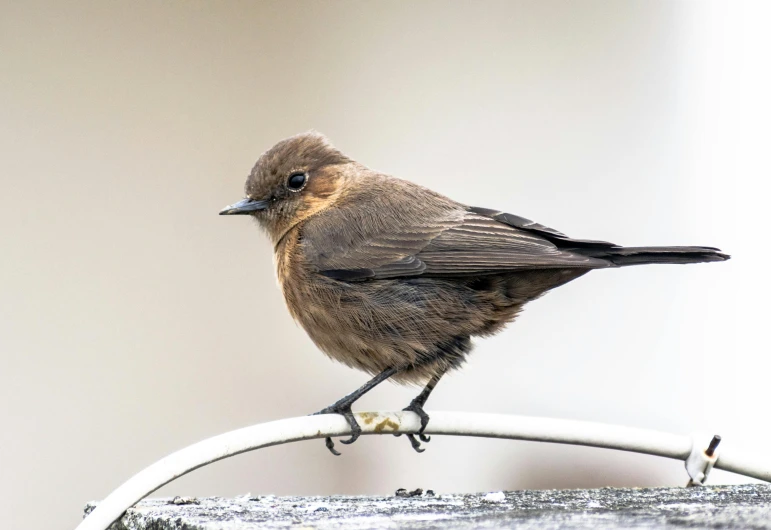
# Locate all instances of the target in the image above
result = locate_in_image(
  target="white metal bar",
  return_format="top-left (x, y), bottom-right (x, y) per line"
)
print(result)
top-left (75, 411), bottom-right (771, 530)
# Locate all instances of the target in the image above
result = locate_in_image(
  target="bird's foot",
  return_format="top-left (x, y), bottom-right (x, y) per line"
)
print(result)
top-left (313, 402), bottom-right (362, 456)
top-left (395, 399), bottom-right (431, 453)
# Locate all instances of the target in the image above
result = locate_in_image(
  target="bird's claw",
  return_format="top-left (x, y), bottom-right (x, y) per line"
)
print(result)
top-left (406, 434), bottom-right (426, 452)
top-left (396, 400), bottom-right (431, 452)
top-left (314, 403), bottom-right (361, 455)
top-left (404, 400), bottom-right (431, 433)
top-left (324, 436), bottom-right (341, 456)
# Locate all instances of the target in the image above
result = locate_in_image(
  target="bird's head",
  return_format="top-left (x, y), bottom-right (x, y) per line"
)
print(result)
top-left (220, 132), bottom-right (352, 244)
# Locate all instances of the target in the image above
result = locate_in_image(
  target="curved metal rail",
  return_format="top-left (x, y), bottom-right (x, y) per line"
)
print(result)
top-left (76, 411), bottom-right (771, 530)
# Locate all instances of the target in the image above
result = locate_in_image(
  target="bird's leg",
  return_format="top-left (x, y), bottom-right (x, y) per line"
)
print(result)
top-left (313, 367), bottom-right (398, 455)
top-left (397, 371), bottom-right (445, 453)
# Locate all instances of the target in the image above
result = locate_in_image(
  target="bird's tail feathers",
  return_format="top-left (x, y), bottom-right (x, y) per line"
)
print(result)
top-left (580, 246), bottom-right (730, 267)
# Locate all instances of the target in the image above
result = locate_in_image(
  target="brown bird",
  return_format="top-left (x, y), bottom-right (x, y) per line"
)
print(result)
top-left (220, 132), bottom-right (729, 455)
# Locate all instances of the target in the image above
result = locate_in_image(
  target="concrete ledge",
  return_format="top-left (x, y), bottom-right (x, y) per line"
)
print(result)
top-left (86, 484), bottom-right (771, 529)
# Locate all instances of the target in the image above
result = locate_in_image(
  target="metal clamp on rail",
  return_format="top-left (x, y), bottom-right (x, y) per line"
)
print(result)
top-left (686, 434), bottom-right (721, 486)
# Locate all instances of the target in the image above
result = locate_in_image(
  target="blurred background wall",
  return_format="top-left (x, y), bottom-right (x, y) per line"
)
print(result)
top-left (1, 1), bottom-right (767, 529)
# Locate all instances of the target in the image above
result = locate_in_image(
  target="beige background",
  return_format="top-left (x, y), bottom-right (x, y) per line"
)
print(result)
top-left (1, 1), bottom-right (768, 529)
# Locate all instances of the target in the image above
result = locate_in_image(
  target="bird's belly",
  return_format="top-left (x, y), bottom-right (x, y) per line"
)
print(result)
top-left (279, 272), bottom-right (517, 382)
top-left (278, 258), bottom-right (591, 382)
top-left (282, 275), bottom-right (422, 372)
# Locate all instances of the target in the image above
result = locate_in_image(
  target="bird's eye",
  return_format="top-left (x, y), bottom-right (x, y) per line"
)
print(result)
top-left (287, 172), bottom-right (307, 191)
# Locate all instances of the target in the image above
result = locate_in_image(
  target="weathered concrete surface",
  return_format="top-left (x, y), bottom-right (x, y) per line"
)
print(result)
top-left (86, 484), bottom-right (771, 529)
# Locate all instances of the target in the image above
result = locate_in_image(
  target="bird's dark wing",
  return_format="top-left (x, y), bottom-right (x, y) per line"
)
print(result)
top-left (300, 182), bottom-right (610, 281)
top-left (467, 206), bottom-right (618, 249)
top-left (414, 212), bottom-right (610, 276)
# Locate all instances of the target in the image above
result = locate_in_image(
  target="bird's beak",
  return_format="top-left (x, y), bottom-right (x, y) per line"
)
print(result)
top-left (219, 198), bottom-right (270, 215)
